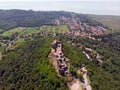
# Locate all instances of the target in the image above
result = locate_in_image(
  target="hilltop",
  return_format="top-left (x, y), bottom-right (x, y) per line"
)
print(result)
top-left (0, 10), bottom-right (106, 31)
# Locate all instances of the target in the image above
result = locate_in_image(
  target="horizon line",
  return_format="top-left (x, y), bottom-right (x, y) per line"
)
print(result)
top-left (0, 9), bottom-right (120, 16)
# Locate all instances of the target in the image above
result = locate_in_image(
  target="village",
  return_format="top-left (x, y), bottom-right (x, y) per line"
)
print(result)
top-left (55, 16), bottom-right (107, 38)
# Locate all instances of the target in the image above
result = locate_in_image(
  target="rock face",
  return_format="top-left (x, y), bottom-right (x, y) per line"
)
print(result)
top-left (66, 74), bottom-right (82, 90)
top-left (48, 39), bottom-right (70, 76)
top-left (48, 39), bottom-right (83, 90)
top-left (83, 47), bottom-right (104, 64)
top-left (80, 65), bottom-right (92, 90)
top-left (48, 39), bottom-right (92, 90)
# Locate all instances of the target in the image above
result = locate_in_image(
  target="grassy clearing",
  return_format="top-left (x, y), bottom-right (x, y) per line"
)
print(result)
top-left (0, 29), bottom-right (3, 33)
top-left (0, 27), bottom-right (26, 37)
top-left (15, 38), bottom-right (25, 43)
top-left (0, 25), bottom-right (69, 37)
top-left (20, 27), bottom-right (39, 34)
top-left (0, 27), bottom-right (40, 37)
top-left (40, 25), bottom-right (69, 33)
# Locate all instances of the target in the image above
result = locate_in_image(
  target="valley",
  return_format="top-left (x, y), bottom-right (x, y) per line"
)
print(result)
top-left (0, 10), bottom-right (120, 90)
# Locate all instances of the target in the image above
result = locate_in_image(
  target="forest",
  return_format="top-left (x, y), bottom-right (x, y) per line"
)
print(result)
top-left (0, 33), bottom-right (120, 90)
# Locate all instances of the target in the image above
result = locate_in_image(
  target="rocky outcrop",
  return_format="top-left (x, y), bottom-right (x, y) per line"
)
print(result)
top-left (48, 39), bottom-right (82, 90)
top-left (48, 39), bottom-right (70, 76)
top-left (48, 39), bottom-right (92, 90)
top-left (83, 47), bottom-right (103, 64)
top-left (77, 64), bottom-right (92, 90)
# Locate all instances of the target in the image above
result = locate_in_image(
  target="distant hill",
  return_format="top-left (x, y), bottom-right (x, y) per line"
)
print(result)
top-left (88, 15), bottom-right (120, 32)
top-left (0, 10), bottom-right (72, 30)
top-left (0, 9), bottom-right (105, 31)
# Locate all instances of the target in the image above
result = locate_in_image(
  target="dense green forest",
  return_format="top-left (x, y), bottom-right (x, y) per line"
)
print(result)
top-left (0, 33), bottom-right (120, 90)
top-left (59, 32), bottom-right (120, 90)
top-left (0, 37), bottom-right (68, 90)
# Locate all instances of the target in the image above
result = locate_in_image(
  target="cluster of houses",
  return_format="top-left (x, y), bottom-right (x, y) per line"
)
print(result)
top-left (55, 16), bottom-right (107, 37)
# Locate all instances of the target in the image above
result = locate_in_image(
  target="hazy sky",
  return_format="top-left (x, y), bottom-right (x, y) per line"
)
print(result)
top-left (0, 0), bottom-right (120, 15)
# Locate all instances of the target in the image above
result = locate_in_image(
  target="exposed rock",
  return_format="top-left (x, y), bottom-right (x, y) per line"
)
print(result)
top-left (48, 40), bottom-right (82, 90)
top-left (84, 47), bottom-right (104, 64)
top-left (0, 52), bottom-right (2, 60)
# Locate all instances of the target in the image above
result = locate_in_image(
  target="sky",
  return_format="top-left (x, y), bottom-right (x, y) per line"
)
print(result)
top-left (0, 0), bottom-right (120, 15)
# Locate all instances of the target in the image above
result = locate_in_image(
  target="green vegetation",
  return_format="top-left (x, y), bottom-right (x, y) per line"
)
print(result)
top-left (0, 27), bottom-right (40, 37)
top-left (10, 38), bottom-right (26, 49)
top-left (15, 38), bottom-right (25, 43)
top-left (0, 34), bottom-right (120, 90)
top-left (62, 40), bottom-right (119, 90)
top-left (0, 37), bottom-right (68, 90)
top-left (40, 25), bottom-right (69, 33)
top-left (0, 10), bottom-right (107, 31)
top-left (0, 9), bottom-right (120, 90)
top-left (60, 32), bottom-right (120, 90)
top-left (0, 25), bottom-right (68, 38)
top-left (0, 27), bottom-right (26, 37)
top-left (0, 29), bottom-right (3, 33)
top-left (21, 27), bottom-right (39, 34)
top-left (89, 15), bottom-right (120, 32)
top-left (0, 10), bottom-right (72, 30)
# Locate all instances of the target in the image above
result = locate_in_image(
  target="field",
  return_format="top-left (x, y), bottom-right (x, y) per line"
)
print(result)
top-left (89, 15), bottom-right (120, 32)
top-left (0, 27), bottom-right (26, 37)
top-left (0, 25), bottom-right (69, 37)
top-left (20, 27), bottom-right (40, 34)
top-left (0, 29), bottom-right (3, 33)
top-left (40, 25), bottom-right (69, 33)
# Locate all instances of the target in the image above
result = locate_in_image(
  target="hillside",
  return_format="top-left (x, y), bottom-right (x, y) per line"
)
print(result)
top-left (0, 10), bottom-right (105, 31)
top-left (88, 15), bottom-right (120, 32)
top-left (0, 10), bottom-right (120, 90)
top-left (0, 10), bottom-right (72, 30)
top-left (0, 37), bottom-right (68, 90)
top-left (0, 9), bottom-right (119, 33)
top-left (0, 34), bottom-right (120, 90)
